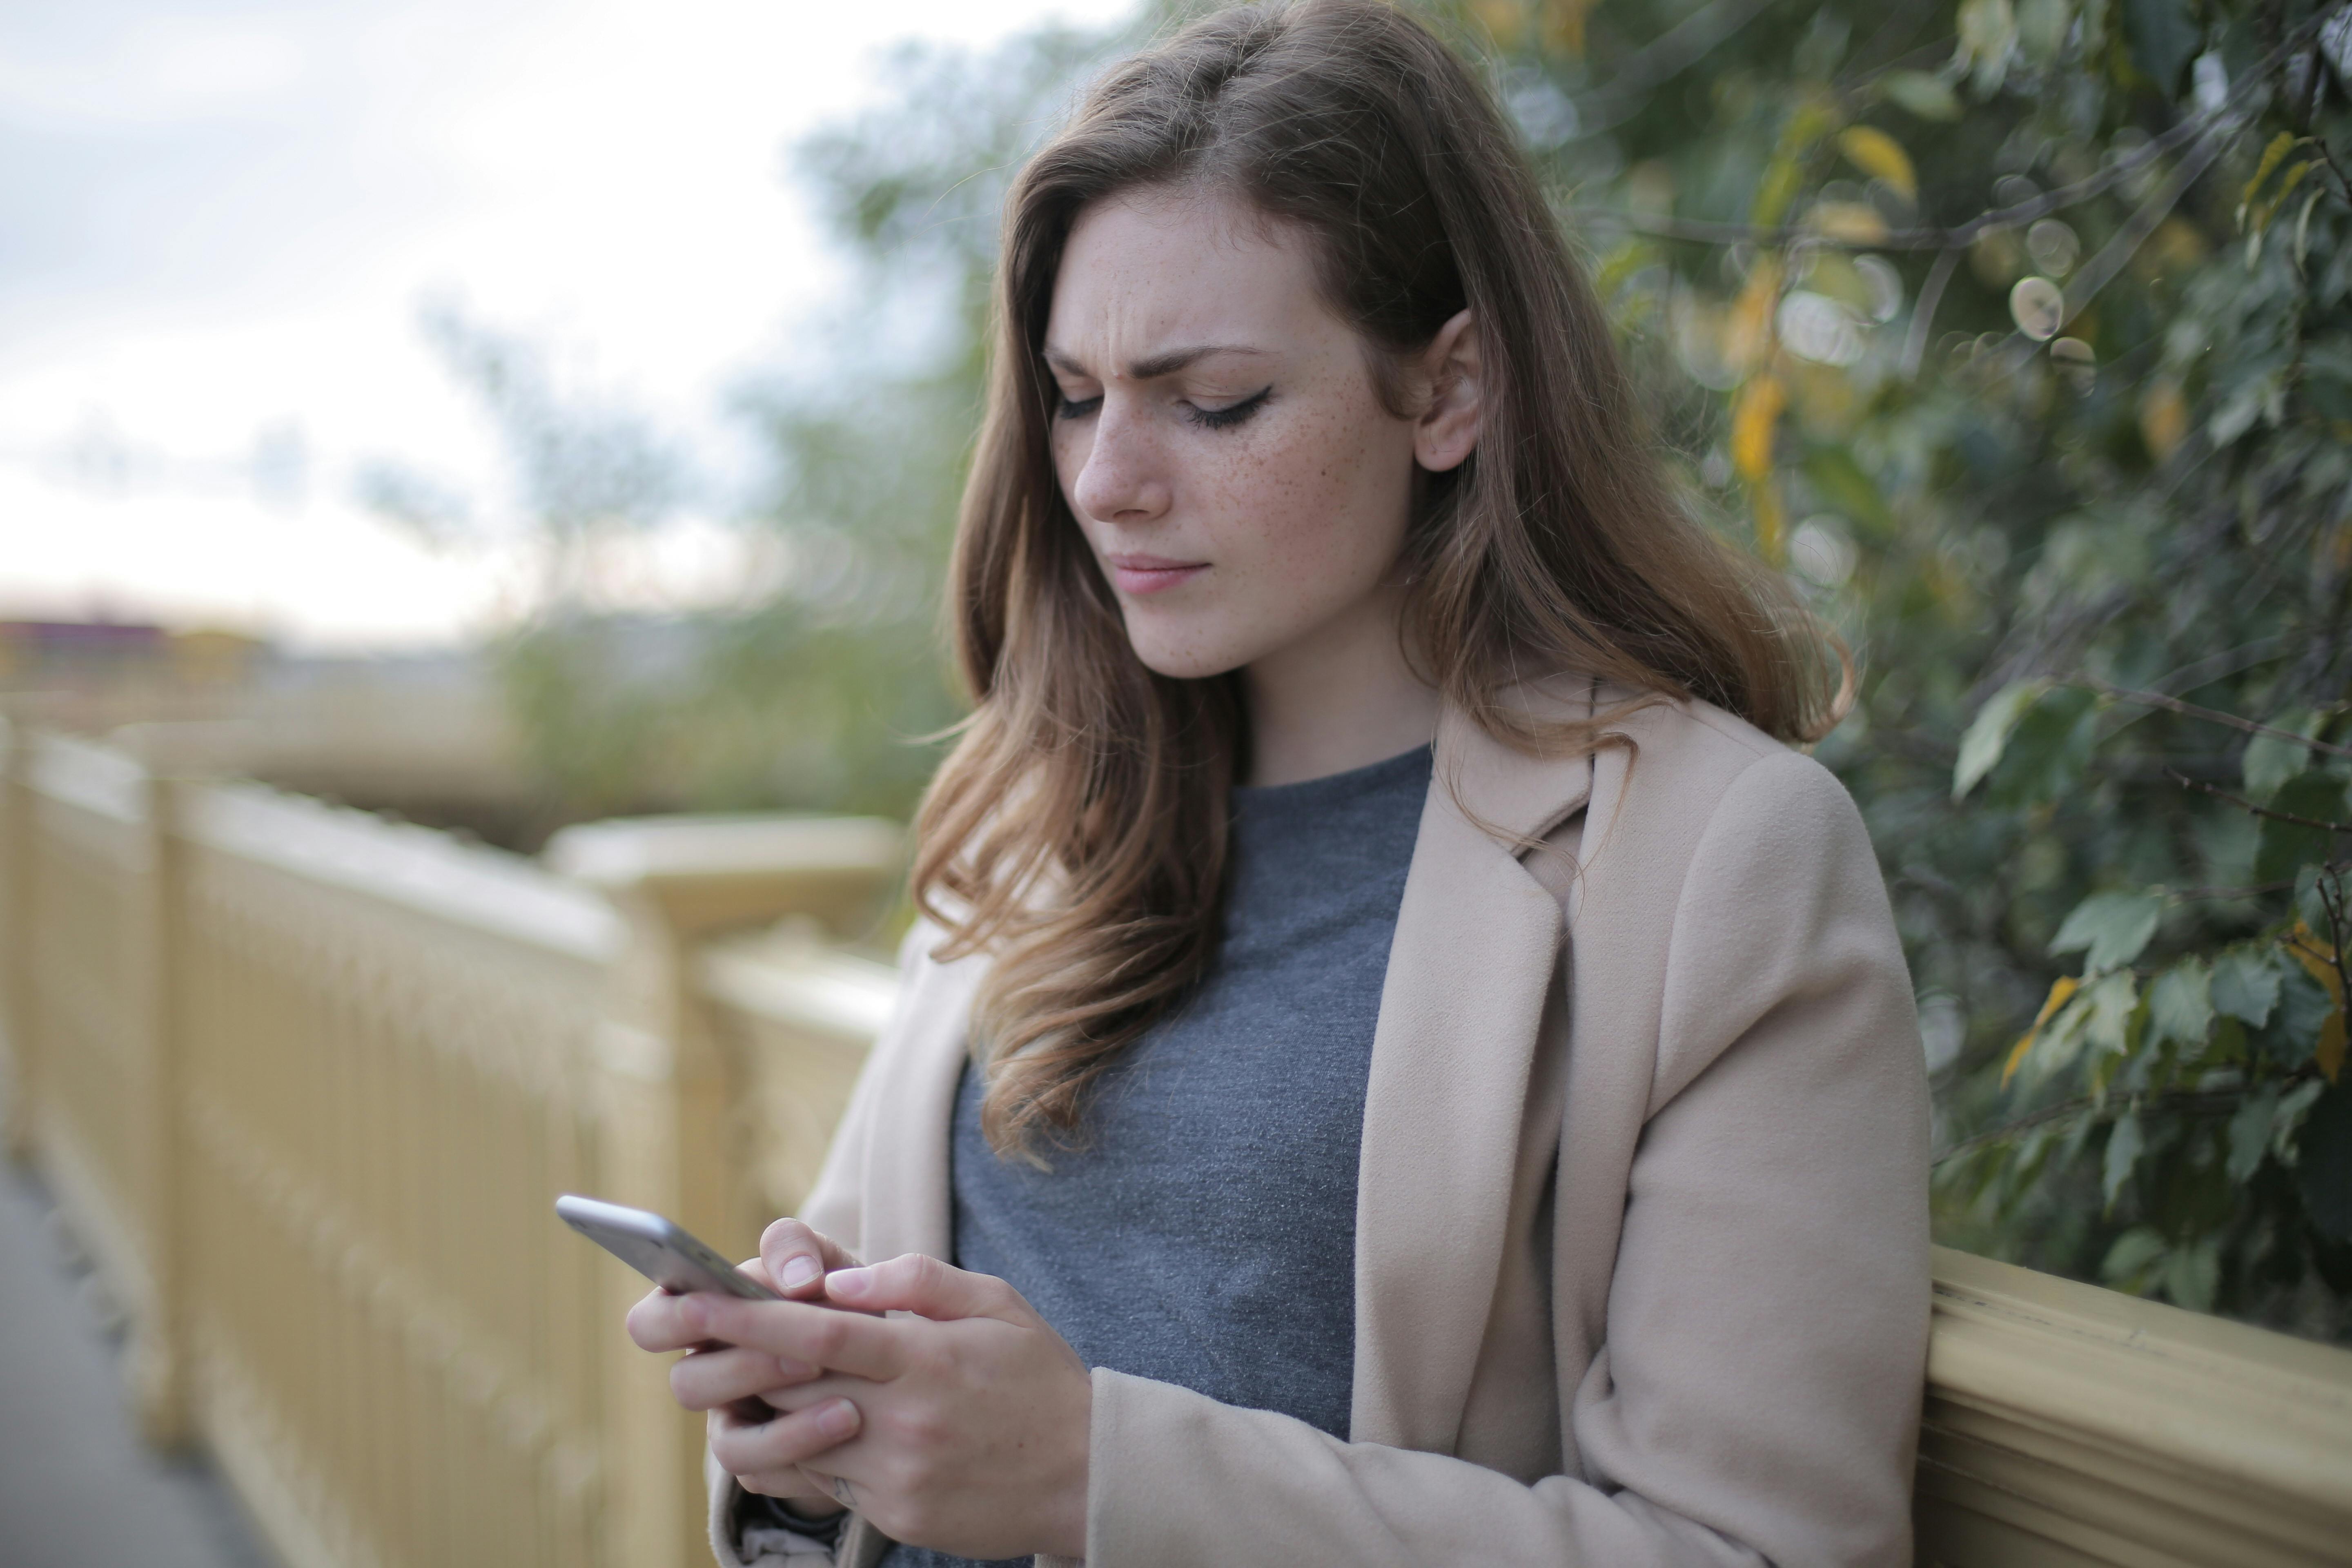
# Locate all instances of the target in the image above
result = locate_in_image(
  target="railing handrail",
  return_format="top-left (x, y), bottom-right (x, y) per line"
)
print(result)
top-left (27, 730), bottom-right (151, 825)
top-left (1930, 1245), bottom-right (2352, 1506)
top-left (698, 931), bottom-right (898, 1042)
top-left (180, 777), bottom-right (624, 963)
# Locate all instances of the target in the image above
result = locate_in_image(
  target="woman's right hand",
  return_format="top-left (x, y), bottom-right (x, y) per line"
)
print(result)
top-left (626, 1218), bottom-right (868, 1511)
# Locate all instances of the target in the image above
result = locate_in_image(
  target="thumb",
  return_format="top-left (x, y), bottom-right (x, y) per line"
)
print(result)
top-left (825, 1252), bottom-right (1021, 1322)
top-left (760, 1218), bottom-right (862, 1300)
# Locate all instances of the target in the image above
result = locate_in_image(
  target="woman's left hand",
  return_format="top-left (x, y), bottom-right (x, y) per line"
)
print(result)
top-left (677, 1253), bottom-right (1092, 1561)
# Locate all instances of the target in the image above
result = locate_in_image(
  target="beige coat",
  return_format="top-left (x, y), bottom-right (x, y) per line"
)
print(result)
top-left (710, 684), bottom-right (1932, 1567)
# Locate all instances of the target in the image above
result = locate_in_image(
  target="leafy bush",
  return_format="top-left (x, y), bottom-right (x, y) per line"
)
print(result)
top-left (1461, 0), bottom-right (2350, 1335)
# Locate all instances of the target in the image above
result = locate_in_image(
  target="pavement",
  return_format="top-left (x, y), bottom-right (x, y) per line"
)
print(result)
top-left (0, 1156), bottom-right (275, 1568)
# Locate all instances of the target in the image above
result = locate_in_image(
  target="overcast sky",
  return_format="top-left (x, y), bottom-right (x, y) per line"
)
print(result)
top-left (0, 0), bottom-right (1124, 649)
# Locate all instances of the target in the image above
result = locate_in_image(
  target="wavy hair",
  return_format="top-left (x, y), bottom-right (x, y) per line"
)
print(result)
top-left (913, 0), bottom-right (1840, 1156)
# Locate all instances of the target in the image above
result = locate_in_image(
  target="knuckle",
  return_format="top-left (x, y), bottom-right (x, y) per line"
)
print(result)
top-left (809, 1313), bottom-right (851, 1361)
top-left (883, 1492), bottom-right (934, 1543)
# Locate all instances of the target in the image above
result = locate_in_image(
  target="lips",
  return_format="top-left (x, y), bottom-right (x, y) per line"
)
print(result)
top-left (1104, 553), bottom-right (1208, 597)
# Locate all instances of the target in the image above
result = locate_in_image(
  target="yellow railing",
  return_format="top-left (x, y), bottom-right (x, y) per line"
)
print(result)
top-left (1, 715), bottom-right (2347, 1568)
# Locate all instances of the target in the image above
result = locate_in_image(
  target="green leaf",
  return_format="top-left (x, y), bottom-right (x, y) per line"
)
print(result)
top-left (2122, 0), bottom-right (2200, 96)
top-left (2211, 946), bottom-right (2283, 1028)
top-left (1987, 686), bottom-right (2103, 809)
top-left (2161, 1238), bottom-right (2219, 1312)
top-left (2100, 1225), bottom-right (2167, 1290)
top-left (2227, 1083), bottom-right (2279, 1182)
top-left (1802, 447), bottom-right (1896, 535)
top-left (2016, 0), bottom-right (2070, 64)
top-left (2241, 710), bottom-right (2316, 803)
top-left (2147, 958), bottom-right (2214, 1050)
top-left (1881, 70), bottom-right (1961, 120)
top-left (2301, 1084), bottom-right (2352, 1242)
top-left (2273, 1078), bottom-right (2326, 1163)
top-left (2051, 889), bottom-right (2163, 973)
top-left (2294, 864), bottom-right (2335, 938)
top-left (2103, 1105), bottom-right (2145, 1209)
top-left (1752, 154), bottom-right (1806, 229)
top-left (2254, 770), bottom-right (2348, 884)
top-left (2082, 970), bottom-right (2140, 1057)
top-left (2257, 964), bottom-right (2337, 1067)
top-left (1957, 0), bottom-right (2020, 94)
top-left (1954, 679), bottom-right (2050, 798)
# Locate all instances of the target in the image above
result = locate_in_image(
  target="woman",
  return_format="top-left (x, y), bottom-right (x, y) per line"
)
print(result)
top-left (629, 3), bottom-right (1930, 1565)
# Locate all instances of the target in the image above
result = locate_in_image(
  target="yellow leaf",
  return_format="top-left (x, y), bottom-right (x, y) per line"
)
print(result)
top-left (1723, 254), bottom-right (1784, 374)
top-left (1838, 126), bottom-right (1918, 201)
top-left (2252, 161), bottom-right (2314, 234)
top-left (1809, 200), bottom-right (1891, 244)
top-left (2139, 378), bottom-right (2187, 462)
top-left (1753, 156), bottom-right (1804, 231)
top-left (1731, 374), bottom-right (1787, 483)
top-left (2241, 131), bottom-right (2299, 218)
top-left (2287, 922), bottom-right (2345, 1082)
top-left (1751, 477), bottom-right (1785, 566)
top-left (2006, 975), bottom-right (2080, 1087)
top-left (1540, 0), bottom-right (1594, 56)
top-left (1466, 0), bottom-right (1527, 47)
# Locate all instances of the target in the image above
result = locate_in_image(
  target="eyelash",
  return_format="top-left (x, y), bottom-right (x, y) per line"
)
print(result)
top-left (1186, 387), bottom-right (1272, 430)
top-left (1050, 387), bottom-right (1273, 430)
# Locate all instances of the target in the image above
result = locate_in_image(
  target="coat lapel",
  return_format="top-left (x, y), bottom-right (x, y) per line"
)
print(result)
top-left (1350, 697), bottom-right (1593, 1451)
top-left (851, 941), bottom-right (978, 1264)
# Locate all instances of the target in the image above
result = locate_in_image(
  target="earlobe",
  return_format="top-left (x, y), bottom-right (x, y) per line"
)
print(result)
top-left (1414, 308), bottom-right (1483, 474)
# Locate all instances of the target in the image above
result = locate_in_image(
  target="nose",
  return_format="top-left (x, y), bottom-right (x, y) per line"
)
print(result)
top-left (1068, 394), bottom-right (1171, 525)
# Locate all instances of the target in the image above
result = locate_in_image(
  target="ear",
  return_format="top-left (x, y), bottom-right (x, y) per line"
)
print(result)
top-left (1412, 308), bottom-right (1483, 474)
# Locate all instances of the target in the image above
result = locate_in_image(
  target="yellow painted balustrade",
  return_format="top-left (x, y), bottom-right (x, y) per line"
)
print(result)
top-left (1, 715), bottom-right (2348, 1568)
top-left (0, 718), bottom-right (904, 1568)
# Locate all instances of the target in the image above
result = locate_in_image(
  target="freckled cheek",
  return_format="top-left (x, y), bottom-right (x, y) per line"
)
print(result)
top-left (1198, 426), bottom-right (1379, 583)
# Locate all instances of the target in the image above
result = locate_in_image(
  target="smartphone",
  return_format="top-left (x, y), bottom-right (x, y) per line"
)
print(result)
top-left (555, 1194), bottom-right (782, 1301)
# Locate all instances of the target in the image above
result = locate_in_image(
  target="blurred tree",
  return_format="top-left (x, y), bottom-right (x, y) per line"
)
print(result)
top-left (358, 299), bottom-right (710, 827)
top-left (714, 20), bottom-right (1142, 820)
top-left (1444, 0), bottom-right (2350, 1337)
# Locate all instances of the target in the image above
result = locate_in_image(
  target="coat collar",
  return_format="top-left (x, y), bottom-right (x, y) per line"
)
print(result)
top-left (1432, 675), bottom-right (1603, 846)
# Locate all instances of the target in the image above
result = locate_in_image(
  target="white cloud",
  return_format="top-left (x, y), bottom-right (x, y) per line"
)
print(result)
top-left (0, 0), bottom-right (1129, 650)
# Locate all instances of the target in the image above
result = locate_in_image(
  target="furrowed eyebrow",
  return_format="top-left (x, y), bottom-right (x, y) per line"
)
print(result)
top-left (1041, 343), bottom-right (1270, 381)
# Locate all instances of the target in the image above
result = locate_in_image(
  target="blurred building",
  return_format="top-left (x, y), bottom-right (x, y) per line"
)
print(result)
top-left (0, 615), bottom-right (534, 844)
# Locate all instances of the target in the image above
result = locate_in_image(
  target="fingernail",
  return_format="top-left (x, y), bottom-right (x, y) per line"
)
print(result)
top-left (773, 1355), bottom-right (813, 1380)
top-left (781, 1254), bottom-right (822, 1290)
top-left (817, 1398), bottom-right (858, 1440)
top-left (826, 1267), bottom-right (872, 1301)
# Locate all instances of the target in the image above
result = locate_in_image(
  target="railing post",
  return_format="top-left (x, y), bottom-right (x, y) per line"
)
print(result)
top-left (547, 815), bottom-right (901, 1568)
top-left (0, 717), bottom-right (33, 1160)
top-left (127, 765), bottom-right (192, 1446)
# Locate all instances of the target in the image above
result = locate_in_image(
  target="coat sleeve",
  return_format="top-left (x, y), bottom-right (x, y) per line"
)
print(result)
top-left (706, 918), bottom-right (951, 1568)
top-left (1082, 751), bottom-right (1932, 1567)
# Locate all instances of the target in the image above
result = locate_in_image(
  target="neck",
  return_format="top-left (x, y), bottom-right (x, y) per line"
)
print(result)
top-left (1242, 584), bottom-right (1440, 787)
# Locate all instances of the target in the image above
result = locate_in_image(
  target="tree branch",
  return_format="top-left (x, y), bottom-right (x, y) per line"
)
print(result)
top-left (1572, 0), bottom-right (1785, 134)
top-left (2171, 770), bottom-right (2352, 832)
top-left (1933, 1068), bottom-right (2319, 1165)
top-left (2083, 677), bottom-right (2352, 758)
top-left (1570, 7), bottom-right (2342, 252)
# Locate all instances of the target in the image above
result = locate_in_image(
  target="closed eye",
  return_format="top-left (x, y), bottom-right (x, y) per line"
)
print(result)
top-left (1053, 391), bottom-right (1102, 421)
top-left (1185, 387), bottom-right (1272, 431)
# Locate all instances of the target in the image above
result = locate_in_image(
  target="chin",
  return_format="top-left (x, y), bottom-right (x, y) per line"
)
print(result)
top-left (1120, 619), bottom-right (1252, 683)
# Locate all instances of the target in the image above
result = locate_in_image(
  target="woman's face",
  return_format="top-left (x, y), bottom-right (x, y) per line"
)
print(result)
top-left (1043, 189), bottom-right (1460, 682)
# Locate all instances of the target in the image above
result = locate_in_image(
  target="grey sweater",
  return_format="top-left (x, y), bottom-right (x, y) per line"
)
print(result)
top-left (881, 742), bottom-right (1432, 1568)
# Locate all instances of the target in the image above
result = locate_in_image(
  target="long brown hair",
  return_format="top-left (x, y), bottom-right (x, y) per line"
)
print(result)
top-left (915, 0), bottom-right (1839, 1156)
